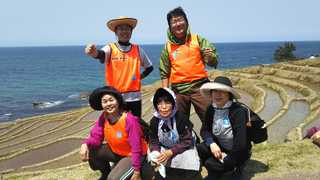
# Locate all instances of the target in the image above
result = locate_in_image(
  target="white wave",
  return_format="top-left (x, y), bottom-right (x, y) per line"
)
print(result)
top-left (68, 93), bottom-right (80, 99)
top-left (68, 92), bottom-right (90, 100)
top-left (32, 100), bottom-right (64, 109)
top-left (0, 113), bottom-right (12, 121)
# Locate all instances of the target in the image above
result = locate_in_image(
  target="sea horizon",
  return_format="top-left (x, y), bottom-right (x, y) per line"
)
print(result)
top-left (1, 41), bottom-right (319, 122)
top-left (1, 40), bottom-right (320, 48)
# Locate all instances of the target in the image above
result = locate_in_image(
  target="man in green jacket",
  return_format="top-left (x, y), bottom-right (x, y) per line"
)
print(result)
top-left (159, 7), bottom-right (218, 122)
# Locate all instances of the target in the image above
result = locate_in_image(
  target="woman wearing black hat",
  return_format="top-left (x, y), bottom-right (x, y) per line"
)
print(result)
top-left (148, 87), bottom-right (202, 180)
top-left (79, 86), bottom-right (152, 180)
top-left (197, 76), bottom-right (252, 179)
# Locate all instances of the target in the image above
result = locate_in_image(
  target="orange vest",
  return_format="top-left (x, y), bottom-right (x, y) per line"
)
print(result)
top-left (167, 34), bottom-right (208, 84)
top-left (104, 112), bottom-right (148, 156)
top-left (105, 43), bottom-right (141, 93)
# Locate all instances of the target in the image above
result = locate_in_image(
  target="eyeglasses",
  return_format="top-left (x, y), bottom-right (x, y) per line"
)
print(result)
top-left (170, 17), bottom-right (186, 26)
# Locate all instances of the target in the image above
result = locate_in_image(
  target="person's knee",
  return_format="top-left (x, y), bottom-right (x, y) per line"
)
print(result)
top-left (88, 159), bottom-right (102, 171)
top-left (106, 176), bottom-right (115, 180)
top-left (107, 173), bottom-right (119, 180)
top-left (196, 143), bottom-right (211, 160)
top-left (196, 143), bottom-right (206, 153)
top-left (204, 158), bottom-right (214, 169)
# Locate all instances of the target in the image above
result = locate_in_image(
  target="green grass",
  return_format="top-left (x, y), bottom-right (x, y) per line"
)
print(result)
top-left (248, 140), bottom-right (320, 178)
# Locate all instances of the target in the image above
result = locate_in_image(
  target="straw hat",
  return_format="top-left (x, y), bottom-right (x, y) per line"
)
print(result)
top-left (200, 76), bottom-right (241, 100)
top-left (107, 16), bottom-right (137, 32)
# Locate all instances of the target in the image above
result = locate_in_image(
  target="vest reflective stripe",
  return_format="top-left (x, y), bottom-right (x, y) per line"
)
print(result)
top-left (167, 34), bottom-right (208, 84)
top-left (105, 43), bottom-right (141, 93)
top-left (104, 113), bottom-right (148, 156)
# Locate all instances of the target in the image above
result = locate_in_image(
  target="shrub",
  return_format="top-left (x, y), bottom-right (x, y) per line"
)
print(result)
top-left (274, 42), bottom-right (297, 61)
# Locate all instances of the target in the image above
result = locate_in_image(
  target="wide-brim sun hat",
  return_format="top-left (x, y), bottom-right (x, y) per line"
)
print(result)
top-left (200, 76), bottom-right (241, 100)
top-left (89, 86), bottom-right (124, 111)
top-left (107, 16), bottom-right (137, 32)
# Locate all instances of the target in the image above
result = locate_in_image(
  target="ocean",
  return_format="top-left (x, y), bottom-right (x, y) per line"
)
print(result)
top-left (1, 41), bottom-right (319, 121)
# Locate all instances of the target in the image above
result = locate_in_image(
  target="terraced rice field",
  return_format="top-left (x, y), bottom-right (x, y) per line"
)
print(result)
top-left (0, 58), bottom-right (319, 178)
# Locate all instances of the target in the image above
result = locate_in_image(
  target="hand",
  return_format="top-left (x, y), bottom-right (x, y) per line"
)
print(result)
top-left (157, 149), bottom-right (173, 163)
top-left (311, 131), bottom-right (320, 141)
top-left (149, 151), bottom-right (161, 166)
top-left (130, 171), bottom-right (141, 180)
top-left (221, 152), bottom-right (227, 159)
top-left (221, 152), bottom-right (227, 162)
top-left (202, 48), bottom-right (214, 57)
top-left (210, 143), bottom-right (222, 160)
top-left (202, 48), bottom-right (217, 67)
top-left (79, 144), bottom-right (89, 161)
top-left (85, 44), bottom-right (98, 58)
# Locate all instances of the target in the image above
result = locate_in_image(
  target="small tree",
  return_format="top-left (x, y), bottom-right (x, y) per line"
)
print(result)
top-left (273, 42), bottom-right (297, 61)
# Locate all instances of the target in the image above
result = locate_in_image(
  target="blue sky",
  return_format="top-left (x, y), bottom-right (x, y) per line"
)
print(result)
top-left (1, 0), bottom-right (319, 47)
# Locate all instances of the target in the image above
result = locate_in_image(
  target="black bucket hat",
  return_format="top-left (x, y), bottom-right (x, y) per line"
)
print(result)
top-left (89, 86), bottom-right (124, 111)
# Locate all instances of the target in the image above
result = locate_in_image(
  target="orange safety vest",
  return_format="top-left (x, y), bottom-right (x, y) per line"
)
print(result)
top-left (105, 43), bottom-right (141, 93)
top-left (167, 34), bottom-right (208, 84)
top-left (104, 112), bottom-right (148, 156)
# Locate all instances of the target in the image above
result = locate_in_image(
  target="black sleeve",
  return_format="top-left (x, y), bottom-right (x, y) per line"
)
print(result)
top-left (200, 106), bottom-right (215, 146)
top-left (96, 50), bottom-right (106, 64)
top-left (171, 112), bottom-right (194, 155)
top-left (149, 117), bottom-right (160, 152)
top-left (224, 107), bottom-right (248, 167)
top-left (171, 127), bottom-right (193, 155)
top-left (175, 112), bottom-right (194, 134)
top-left (141, 66), bottom-right (154, 79)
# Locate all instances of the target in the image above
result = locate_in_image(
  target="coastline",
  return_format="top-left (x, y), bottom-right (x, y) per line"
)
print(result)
top-left (2, 41), bottom-right (320, 122)
top-left (1, 58), bottom-right (320, 179)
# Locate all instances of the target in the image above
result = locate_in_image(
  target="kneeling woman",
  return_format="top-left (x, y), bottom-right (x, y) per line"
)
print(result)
top-left (198, 76), bottom-right (252, 179)
top-left (149, 88), bottom-right (201, 180)
top-left (79, 86), bottom-right (152, 180)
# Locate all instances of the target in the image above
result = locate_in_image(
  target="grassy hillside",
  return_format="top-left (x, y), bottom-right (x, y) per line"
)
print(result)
top-left (1, 58), bottom-right (320, 179)
top-left (4, 140), bottom-right (320, 180)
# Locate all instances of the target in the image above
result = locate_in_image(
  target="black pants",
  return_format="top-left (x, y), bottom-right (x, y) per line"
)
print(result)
top-left (154, 167), bottom-right (202, 180)
top-left (125, 100), bottom-right (141, 118)
top-left (88, 144), bottom-right (154, 180)
top-left (197, 142), bottom-right (251, 179)
top-left (197, 143), bottom-right (246, 175)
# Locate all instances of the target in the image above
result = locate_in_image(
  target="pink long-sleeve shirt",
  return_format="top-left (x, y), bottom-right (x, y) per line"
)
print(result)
top-left (83, 112), bottom-right (145, 171)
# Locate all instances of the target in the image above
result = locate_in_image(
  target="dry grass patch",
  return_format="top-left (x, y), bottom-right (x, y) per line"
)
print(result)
top-left (291, 58), bottom-right (320, 67)
top-left (3, 164), bottom-right (99, 180)
top-left (249, 140), bottom-right (320, 178)
top-left (4, 140), bottom-right (320, 180)
top-left (272, 63), bottom-right (320, 75)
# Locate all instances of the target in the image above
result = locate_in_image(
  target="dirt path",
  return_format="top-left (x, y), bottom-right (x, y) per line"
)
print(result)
top-left (0, 138), bottom-right (81, 172)
top-left (80, 110), bottom-right (102, 121)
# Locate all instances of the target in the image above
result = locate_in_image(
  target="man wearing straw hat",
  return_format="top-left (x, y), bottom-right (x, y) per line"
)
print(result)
top-left (85, 17), bottom-right (154, 118)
